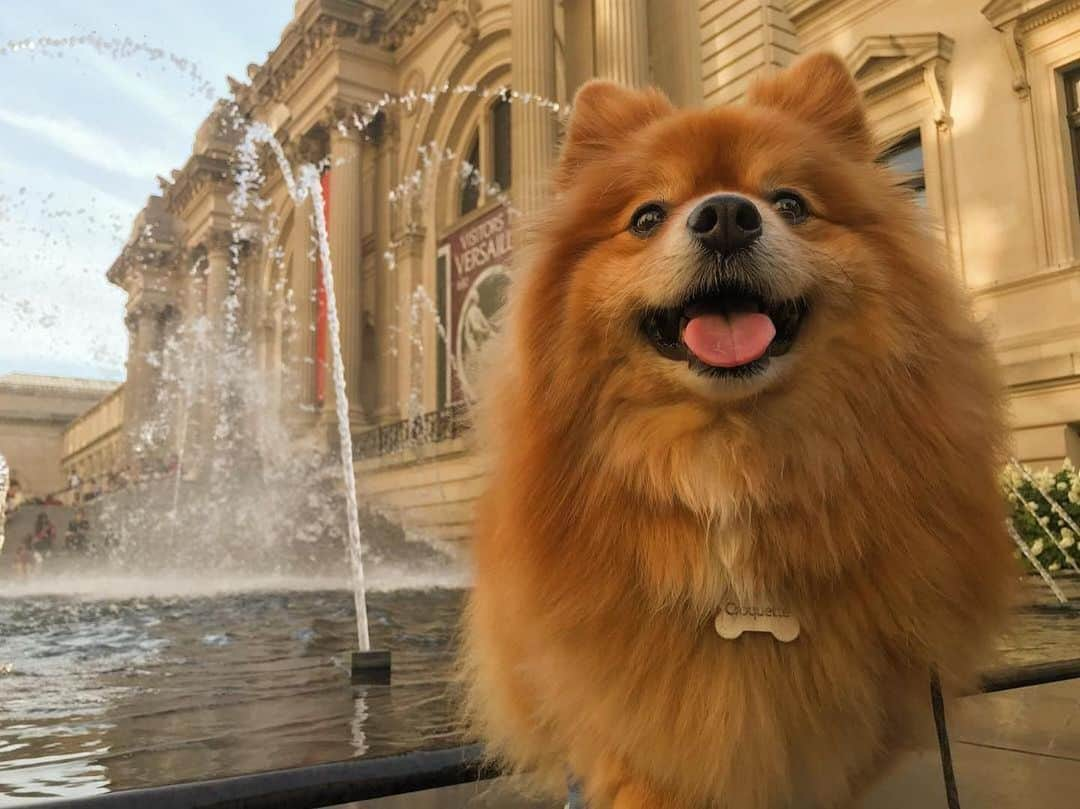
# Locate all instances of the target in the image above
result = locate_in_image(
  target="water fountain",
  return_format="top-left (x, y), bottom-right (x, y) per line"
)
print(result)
top-left (0, 453), bottom-right (8, 556)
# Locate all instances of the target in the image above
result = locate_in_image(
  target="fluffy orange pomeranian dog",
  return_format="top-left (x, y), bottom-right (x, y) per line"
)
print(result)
top-left (462, 53), bottom-right (1016, 808)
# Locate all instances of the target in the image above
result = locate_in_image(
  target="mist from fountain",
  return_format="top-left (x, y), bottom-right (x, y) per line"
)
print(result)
top-left (1, 34), bottom-right (572, 634)
top-left (0, 453), bottom-right (9, 556)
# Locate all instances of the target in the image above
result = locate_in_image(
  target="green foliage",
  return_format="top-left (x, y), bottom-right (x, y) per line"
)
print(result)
top-left (1004, 460), bottom-right (1080, 573)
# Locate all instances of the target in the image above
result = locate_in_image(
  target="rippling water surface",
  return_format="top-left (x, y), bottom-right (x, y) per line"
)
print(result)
top-left (0, 584), bottom-right (464, 805)
top-left (0, 577), bottom-right (1077, 805)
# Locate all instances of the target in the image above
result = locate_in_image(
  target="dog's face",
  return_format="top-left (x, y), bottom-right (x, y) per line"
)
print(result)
top-left (530, 55), bottom-right (925, 414)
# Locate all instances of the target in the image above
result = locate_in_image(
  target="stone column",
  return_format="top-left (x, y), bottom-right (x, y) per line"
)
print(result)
top-left (176, 255), bottom-right (206, 469)
top-left (199, 235), bottom-right (237, 465)
top-left (511, 0), bottom-right (557, 215)
top-left (327, 124), bottom-right (366, 429)
top-left (123, 302), bottom-right (163, 454)
top-left (647, 0), bottom-right (702, 105)
top-left (395, 225), bottom-right (426, 417)
top-left (205, 235), bottom-right (232, 336)
top-left (594, 0), bottom-right (650, 88)
top-left (180, 252), bottom-right (206, 333)
top-left (374, 117), bottom-right (398, 421)
top-left (285, 184), bottom-right (317, 419)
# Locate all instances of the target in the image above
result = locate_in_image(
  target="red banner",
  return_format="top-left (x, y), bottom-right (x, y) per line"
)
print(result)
top-left (315, 170), bottom-right (330, 406)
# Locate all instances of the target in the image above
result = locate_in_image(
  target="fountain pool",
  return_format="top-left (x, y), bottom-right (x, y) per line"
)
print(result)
top-left (0, 584), bottom-right (465, 806)
top-left (1, 577), bottom-right (1078, 805)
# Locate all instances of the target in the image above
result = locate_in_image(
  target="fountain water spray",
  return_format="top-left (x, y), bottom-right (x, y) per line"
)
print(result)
top-left (235, 124), bottom-right (387, 679)
top-left (0, 453), bottom-right (8, 556)
top-left (305, 166), bottom-right (376, 657)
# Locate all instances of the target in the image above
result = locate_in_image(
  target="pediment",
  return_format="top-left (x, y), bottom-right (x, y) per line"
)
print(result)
top-left (847, 33), bottom-right (954, 96)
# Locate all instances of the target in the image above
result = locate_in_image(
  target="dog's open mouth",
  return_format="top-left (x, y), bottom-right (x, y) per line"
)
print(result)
top-left (641, 284), bottom-right (809, 377)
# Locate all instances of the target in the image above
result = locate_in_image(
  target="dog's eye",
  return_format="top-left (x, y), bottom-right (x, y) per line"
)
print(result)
top-left (629, 202), bottom-right (667, 237)
top-left (772, 191), bottom-right (809, 225)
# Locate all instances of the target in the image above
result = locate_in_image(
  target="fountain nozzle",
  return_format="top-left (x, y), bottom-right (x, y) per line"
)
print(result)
top-left (351, 649), bottom-right (391, 684)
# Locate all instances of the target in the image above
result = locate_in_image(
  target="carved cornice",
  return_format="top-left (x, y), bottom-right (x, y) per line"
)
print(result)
top-left (847, 33), bottom-right (955, 128)
top-left (107, 229), bottom-right (183, 291)
top-left (982, 0), bottom-right (1080, 97)
top-left (236, 1), bottom-right (384, 112)
top-left (124, 299), bottom-right (176, 329)
top-left (382, 0), bottom-right (440, 51)
top-left (321, 101), bottom-right (384, 142)
top-left (163, 153), bottom-right (232, 217)
top-left (982, 0), bottom-right (1080, 31)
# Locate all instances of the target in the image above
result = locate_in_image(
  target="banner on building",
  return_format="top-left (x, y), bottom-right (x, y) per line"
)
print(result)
top-left (440, 205), bottom-right (512, 404)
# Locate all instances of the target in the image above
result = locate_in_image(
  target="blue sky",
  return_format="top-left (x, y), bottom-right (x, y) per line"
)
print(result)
top-left (0, 1), bottom-right (295, 380)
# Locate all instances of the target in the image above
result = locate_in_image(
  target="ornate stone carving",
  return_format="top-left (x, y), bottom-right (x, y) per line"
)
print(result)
top-left (382, 0), bottom-right (440, 51)
top-left (283, 129), bottom-right (328, 167)
top-left (244, 2), bottom-right (386, 108)
top-left (164, 154), bottom-right (232, 218)
top-left (451, 0), bottom-right (481, 47)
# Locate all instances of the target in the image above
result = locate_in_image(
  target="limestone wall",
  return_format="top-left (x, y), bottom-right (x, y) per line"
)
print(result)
top-left (0, 375), bottom-right (117, 497)
top-left (61, 385), bottom-right (125, 479)
top-left (355, 438), bottom-right (487, 541)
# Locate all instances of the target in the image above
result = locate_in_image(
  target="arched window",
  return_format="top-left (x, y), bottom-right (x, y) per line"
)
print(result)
top-left (456, 91), bottom-right (513, 217)
top-left (459, 135), bottom-right (481, 216)
top-left (491, 95), bottom-right (512, 193)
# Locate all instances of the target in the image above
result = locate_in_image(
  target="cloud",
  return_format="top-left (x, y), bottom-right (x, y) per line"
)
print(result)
top-left (0, 106), bottom-right (174, 180)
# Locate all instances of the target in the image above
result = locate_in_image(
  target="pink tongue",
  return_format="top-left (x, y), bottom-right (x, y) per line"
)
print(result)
top-left (682, 312), bottom-right (776, 368)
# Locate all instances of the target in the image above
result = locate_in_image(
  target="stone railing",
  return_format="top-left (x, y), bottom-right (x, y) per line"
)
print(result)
top-left (353, 402), bottom-right (471, 460)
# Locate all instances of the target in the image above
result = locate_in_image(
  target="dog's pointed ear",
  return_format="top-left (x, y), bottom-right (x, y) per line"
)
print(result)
top-left (747, 53), bottom-right (874, 159)
top-left (556, 81), bottom-right (673, 189)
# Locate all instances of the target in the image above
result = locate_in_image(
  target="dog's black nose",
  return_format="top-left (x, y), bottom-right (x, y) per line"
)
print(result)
top-left (686, 194), bottom-right (762, 253)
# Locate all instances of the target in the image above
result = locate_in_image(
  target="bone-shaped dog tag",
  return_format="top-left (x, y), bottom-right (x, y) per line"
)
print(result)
top-left (714, 602), bottom-right (800, 643)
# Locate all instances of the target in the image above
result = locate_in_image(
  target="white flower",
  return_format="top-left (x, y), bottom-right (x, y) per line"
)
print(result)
top-left (1061, 534), bottom-right (1076, 549)
top-left (1027, 501), bottom-right (1040, 511)
top-left (1031, 539), bottom-right (1045, 556)
top-left (1061, 527), bottom-right (1074, 541)
top-left (1049, 562), bottom-right (1061, 572)
top-left (1035, 469), bottom-right (1055, 490)
top-left (1039, 516), bottom-right (1051, 526)
top-left (1057, 482), bottom-right (1068, 491)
